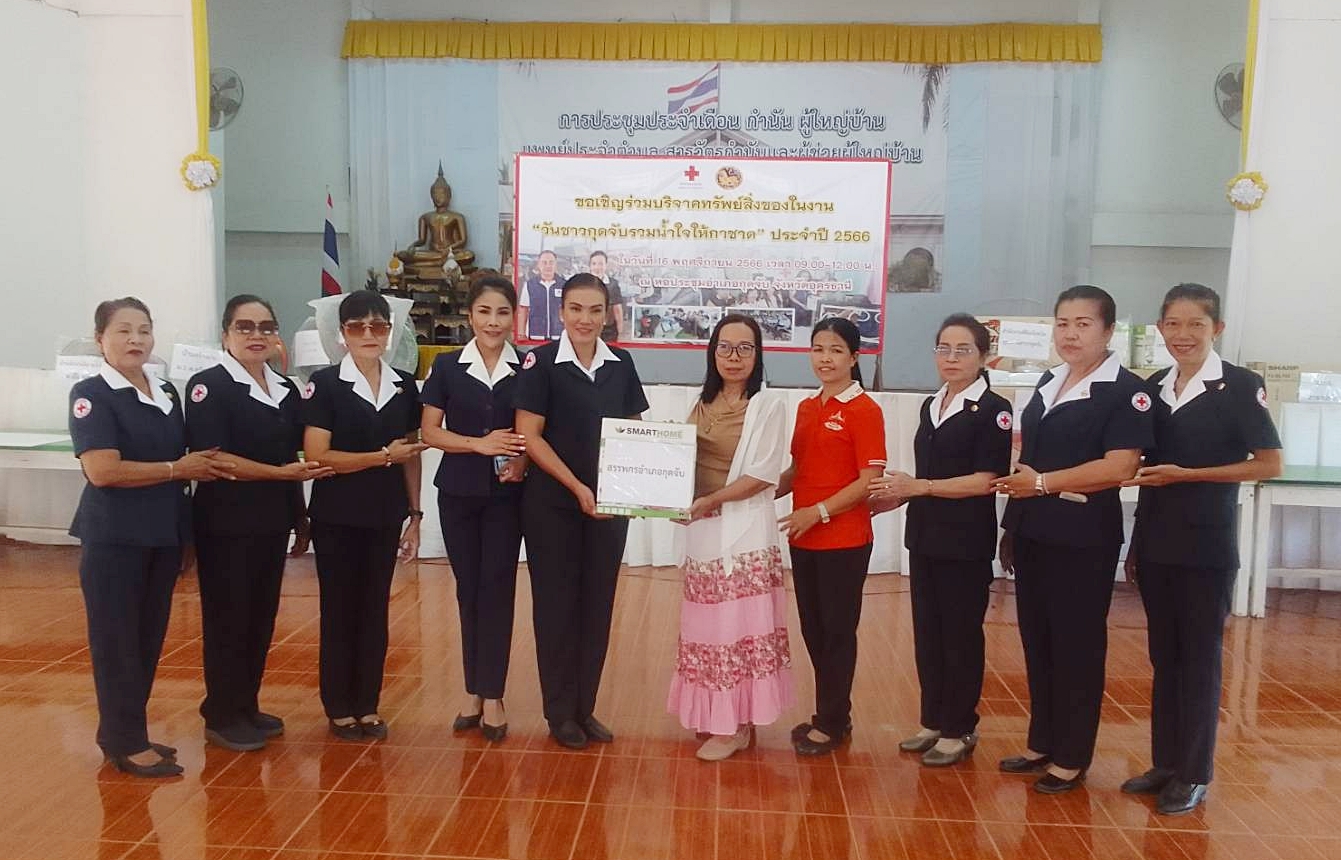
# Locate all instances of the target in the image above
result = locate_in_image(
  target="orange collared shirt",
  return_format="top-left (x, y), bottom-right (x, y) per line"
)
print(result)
top-left (790, 382), bottom-right (887, 551)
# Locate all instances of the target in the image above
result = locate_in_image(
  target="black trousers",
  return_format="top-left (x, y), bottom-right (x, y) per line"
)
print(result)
top-left (196, 532), bottom-right (289, 728)
top-left (79, 542), bottom-right (180, 757)
top-left (790, 543), bottom-right (873, 738)
top-left (522, 495), bottom-right (628, 728)
top-left (1012, 535), bottom-right (1120, 770)
top-left (909, 554), bottom-right (993, 737)
top-left (312, 522), bottom-right (400, 719)
top-left (440, 492), bottom-right (522, 700)
top-left (1138, 562), bottom-right (1234, 785)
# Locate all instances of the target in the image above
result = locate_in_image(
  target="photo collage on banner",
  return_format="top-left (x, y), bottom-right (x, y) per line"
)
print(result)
top-left (498, 61), bottom-right (948, 350)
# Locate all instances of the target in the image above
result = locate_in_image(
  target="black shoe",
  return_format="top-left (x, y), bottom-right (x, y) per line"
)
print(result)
top-left (150, 743), bottom-right (178, 760)
top-left (1034, 770), bottom-right (1086, 794)
top-left (107, 752), bottom-right (185, 779)
top-left (482, 721), bottom-right (508, 742)
top-left (793, 727), bottom-right (848, 757)
top-left (204, 722), bottom-right (267, 752)
top-left (1157, 781), bottom-right (1208, 815)
top-left (329, 718), bottom-right (363, 741)
top-left (551, 720), bottom-right (589, 750)
top-left (999, 754), bottom-right (1051, 774)
top-left (580, 716), bottom-right (614, 744)
top-left (249, 711), bottom-right (285, 738)
top-left (1121, 767), bottom-right (1176, 795)
top-left (452, 712), bottom-right (482, 732)
top-left (358, 715), bottom-right (389, 740)
top-left (921, 733), bottom-right (977, 767)
top-left (791, 719), bottom-right (851, 743)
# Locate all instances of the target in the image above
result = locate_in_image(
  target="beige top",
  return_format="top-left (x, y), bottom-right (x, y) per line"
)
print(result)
top-left (690, 396), bottom-right (749, 497)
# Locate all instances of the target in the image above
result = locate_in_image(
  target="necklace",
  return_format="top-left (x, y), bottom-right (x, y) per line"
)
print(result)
top-left (702, 394), bottom-right (747, 435)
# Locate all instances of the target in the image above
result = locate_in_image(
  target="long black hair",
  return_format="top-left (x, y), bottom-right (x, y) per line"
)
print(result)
top-left (936, 312), bottom-right (993, 386)
top-left (811, 316), bottom-right (863, 386)
top-left (702, 313), bottom-right (766, 403)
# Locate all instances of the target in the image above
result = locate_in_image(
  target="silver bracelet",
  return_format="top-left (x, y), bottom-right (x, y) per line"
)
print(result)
top-left (816, 502), bottom-right (831, 523)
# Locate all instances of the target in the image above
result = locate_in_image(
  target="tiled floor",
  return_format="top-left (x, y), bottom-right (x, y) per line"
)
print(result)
top-left (2, 541), bottom-right (1341, 860)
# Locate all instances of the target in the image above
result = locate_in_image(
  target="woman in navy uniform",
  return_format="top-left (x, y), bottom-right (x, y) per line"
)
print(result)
top-left (421, 275), bottom-right (528, 742)
top-left (992, 285), bottom-right (1154, 794)
top-left (1122, 284), bottom-right (1281, 814)
top-left (870, 314), bottom-right (1013, 767)
top-left (513, 273), bottom-right (649, 750)
top-left (186, 295), bottom-right (334, 752)
top-left (70, 297), bottom-right (233, 777)
top-left (303, 290), bottom-right (425, 741)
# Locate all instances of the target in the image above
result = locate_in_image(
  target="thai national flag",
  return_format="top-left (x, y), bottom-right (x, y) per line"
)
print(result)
top-left (667, 64), bottom-right (720, 115)
top-left (321, 192), bottom-right (342, 296)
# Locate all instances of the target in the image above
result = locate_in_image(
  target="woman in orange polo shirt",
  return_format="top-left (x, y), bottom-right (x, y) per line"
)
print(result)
top-left (778, 317), bottom-right (887, 756)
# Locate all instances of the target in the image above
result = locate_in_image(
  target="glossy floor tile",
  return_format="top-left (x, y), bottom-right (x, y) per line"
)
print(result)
top-left (2, 539), bottom-right (1341, 859)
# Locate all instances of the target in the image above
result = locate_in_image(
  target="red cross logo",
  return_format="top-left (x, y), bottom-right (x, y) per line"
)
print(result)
top-left (995, 411), bottom-right (1012, 430)
top-left (72, 397), bottom-right (92, 419)
top-left (683, 165), bottom-right (700, 181)
top-left (1131, 392), bottom-right (1152, 412)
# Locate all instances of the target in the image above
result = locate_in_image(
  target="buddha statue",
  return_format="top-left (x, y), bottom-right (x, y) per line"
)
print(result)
top-left (396, 163), bottom-right (475, 278)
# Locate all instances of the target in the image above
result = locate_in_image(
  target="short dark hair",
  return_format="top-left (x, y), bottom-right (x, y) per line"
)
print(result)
top-left (936, 312), bottom-right (992, 385)
top-left (467, 275), bottom-right (517, 309)
top-left (702, 313), bottom-right (766, 403)
top-left (589, 250), bottom-right (607, 263)
top-left (1054, 284), bottom-right (1117, 329)
top-left (1160, 282), bottom-right (1221, 324)
top-left (538, 249), bottom-right (557, 259)
top-left (811, 316), bottom-right (864, 386)
top-left (561, 272), bottom-right (609, 303)
top-left (222, 294), bottom-right (277, 331)
top-left (94, 297), bottom-right (152, 336)
top-left (338, 289), bottom-right (391, 324)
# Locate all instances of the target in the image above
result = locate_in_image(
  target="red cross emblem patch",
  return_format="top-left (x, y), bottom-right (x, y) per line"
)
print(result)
top-left (1256, 387), bottom-right (1269, 408)
top-left (72, 397), bottom-right (92, 419)
top-left (302, 381), bottom-right (315, 400)
top-left (522, 352), bottom-right (538, 370)
top-left (1131, 392), bottom-right (1152, 412)
top-left (995, 411), bottom-right (1012, 430)
top-left (190, 384), bottom-right (208, 403)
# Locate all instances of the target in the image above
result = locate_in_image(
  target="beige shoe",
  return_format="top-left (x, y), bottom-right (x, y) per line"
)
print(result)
top-left (696, 726), bottom-right (752, 761)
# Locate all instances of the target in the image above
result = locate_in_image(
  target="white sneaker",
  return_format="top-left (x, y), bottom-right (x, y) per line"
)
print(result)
top-left (696, 727), bottom-right (752, 761)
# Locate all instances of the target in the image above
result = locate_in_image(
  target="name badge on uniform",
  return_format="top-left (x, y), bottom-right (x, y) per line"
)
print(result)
top-left (553, 288), bottom-right (563, 298)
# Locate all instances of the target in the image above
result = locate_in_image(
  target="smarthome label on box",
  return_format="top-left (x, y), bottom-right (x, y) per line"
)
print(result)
top-left (596, 418), bottom-right (696, 518)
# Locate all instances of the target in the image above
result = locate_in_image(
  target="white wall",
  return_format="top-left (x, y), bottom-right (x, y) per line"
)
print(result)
top-left (1237, 1), bottom-right (1341, 366)
top-left (208, 0), bottom-right (1247, 342)
top-left (0, 0), bottom-right (216, 375)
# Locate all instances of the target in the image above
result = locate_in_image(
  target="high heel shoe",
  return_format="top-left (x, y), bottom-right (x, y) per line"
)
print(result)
top-left (107, 752), bottom-right (184, 778)
top-left (921, 733), bottom-right (977, 767)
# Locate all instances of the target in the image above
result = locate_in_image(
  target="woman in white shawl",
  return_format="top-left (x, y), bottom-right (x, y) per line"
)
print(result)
top-left (668, 314), bottom-right (795, 760)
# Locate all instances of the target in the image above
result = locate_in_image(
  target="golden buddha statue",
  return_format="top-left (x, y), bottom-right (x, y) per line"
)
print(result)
top-left (396, 163), bottom-right (475, 278)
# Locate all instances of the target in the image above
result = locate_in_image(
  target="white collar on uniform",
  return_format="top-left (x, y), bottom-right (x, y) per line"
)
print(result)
top-left (819, 380), bottom-right (864, 403)
top-left (555, 329), bottom-right (618, 382)
top-left (221, 351), bottom-right (291, 409)
top-left (1038, 351), bottom-right (1122, 413)
top-left (338, 353), bottom-right (400, 411)
top-left (1160, 350), bottom-right (1223, 413)
top-left (928, 376), bottom-right (988, 428)
top-left (100, 361), bottom-right (173, 415)
top-left (460, 338), bottom-right (520, 390)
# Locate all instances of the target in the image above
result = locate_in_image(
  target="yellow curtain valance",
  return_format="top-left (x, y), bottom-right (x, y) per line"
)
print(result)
top-left (341, 21), bottom-right (1101, 64)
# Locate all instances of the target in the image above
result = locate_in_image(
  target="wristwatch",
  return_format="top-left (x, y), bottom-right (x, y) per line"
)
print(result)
top-left (1034, 473), bottom-right (1047, 496)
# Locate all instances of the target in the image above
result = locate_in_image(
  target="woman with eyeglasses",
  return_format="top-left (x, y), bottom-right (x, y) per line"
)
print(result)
top-left (303, 290), bottom-right (426, 741)
top-left (778, 317), bottom-right (886, 756)
top-left (668, 314), bottom-right (794, 761)
top-left (70, 297), bottom-right (235, 777)
top-left (870, 314), bottom-right (1012, 767)
top-left (1121, 284), bottom-right (1281, 815)
top-left (991, 285), bottom-right (1154, 794)
top-left (186, 295), bottom-right (335, 752)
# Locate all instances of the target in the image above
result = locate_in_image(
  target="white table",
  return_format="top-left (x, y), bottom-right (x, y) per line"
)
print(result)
top-left (1250, 467), bottom-right (1341, 617)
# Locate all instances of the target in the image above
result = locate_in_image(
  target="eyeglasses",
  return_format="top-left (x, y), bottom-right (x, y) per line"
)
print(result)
top-left (716, 341), bottom-right (758, 358)
top-left (230, 320), bottom-right (279, 336)
top-left (933, 345), bottom-right (978, 358)
top-left (342, 320), bottom-right (393, 338)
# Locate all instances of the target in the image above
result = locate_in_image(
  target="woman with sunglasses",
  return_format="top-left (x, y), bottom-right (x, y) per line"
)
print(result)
top-left (779, 317), bottom-right (886, 756)
top-left (668, 314), bottom-right (794, 761)
top-left (303, 290), bottom-right (426, 741)
top-left (870, 314), bottom-right (1012, 767)
top-left (185, 295), bottom-right (335, 752)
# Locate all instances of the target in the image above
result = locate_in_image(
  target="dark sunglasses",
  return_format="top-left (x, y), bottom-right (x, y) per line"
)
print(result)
top-left (230, 320), bottom-right (280, 336)
top-left (342, 320), bottom-right (393, 338)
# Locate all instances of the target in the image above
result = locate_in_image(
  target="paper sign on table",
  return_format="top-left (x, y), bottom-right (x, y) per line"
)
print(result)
top-left (292, 330), bottom-right (330, 367)
top-left (169, 343), bottom-right (224, 379)
top-left (995, 321), bottom-right (1052, 362)
top-left (596, 418), bottom-right (696, 518)
top-left (54, 355), bottom-right (104, 383)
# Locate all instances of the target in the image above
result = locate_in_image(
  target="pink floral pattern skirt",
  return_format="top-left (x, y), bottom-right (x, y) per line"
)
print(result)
top-left (667, 512), bottom-right (795, 735)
